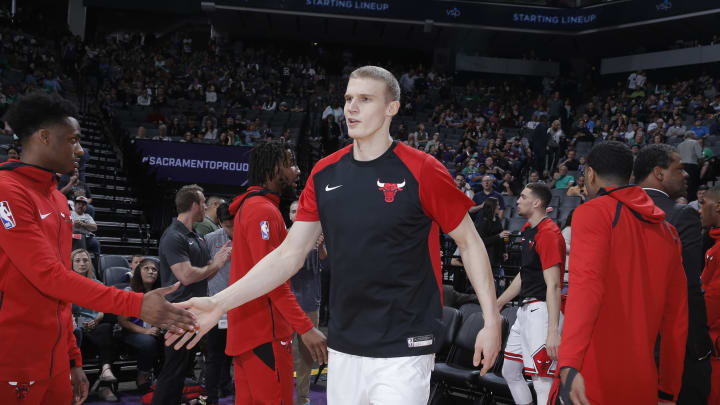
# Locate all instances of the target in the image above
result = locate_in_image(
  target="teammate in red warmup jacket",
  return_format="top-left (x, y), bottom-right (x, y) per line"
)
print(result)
top-left (225, 143), bottom-right (326, 404)
top-left (0, 92), bottom-right (195, 405)
top-left (549, 141), bottom-right (688, 405)
top-left (699, 186), bottom-right (720, 405)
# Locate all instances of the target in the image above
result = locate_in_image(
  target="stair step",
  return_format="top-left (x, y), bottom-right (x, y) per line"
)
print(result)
top-left (93, 206), bottom-right (143, 215)
top-left (86, 183), bottom-right (130, 192)
top-left (96, 221), bottom-right (142, 228)
top-left (96, 236), bottom-right (157, 244)
top-left (93, 194), bottom-right (137, 203)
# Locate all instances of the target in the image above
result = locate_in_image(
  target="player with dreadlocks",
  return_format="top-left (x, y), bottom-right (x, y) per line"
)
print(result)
top-left (224, 142), bottom-right (327, 404)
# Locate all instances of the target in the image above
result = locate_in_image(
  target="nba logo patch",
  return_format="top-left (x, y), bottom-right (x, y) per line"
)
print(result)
top-left (260, 221), bottom-right (270, 240)
top-left (0, 201), bottom-right (16, 230)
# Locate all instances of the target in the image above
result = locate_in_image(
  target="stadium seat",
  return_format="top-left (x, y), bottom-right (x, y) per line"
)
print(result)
top-left (458, 302), bottom-right (482, 320)
top-left (562, 195), bottom-right (583, 209)
top-left (429, 312), bottom-right (487, 403)
top-left (437, 306), bottom-right (462, 363)
top-left (551, 188), bottom-right (567, 199)
top-left (508, 217), bottom-right (527, 233)
top-left (100, 254), bottom-right (130, 274)
top-left (103, 266), bottom-right (132, 288)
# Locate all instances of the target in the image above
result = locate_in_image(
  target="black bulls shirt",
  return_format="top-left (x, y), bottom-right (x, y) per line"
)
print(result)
top-left (519, 217), bottom-right (565, 302)
top-left (296, 141), bottom-right (474, 357)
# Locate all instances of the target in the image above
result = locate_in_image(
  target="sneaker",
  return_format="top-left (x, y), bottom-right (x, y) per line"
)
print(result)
top-left (98, 386), bottom-right (119, 402)
top-left (99, 367), bottom-right (117, 383)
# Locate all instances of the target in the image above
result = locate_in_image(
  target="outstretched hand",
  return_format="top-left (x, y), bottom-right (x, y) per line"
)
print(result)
top-left (165, 296), bottom-right (224, 350)
top-left (473, 316), bottom-right (502, 375)
top-left (140, 282), bottom-right (197, 334)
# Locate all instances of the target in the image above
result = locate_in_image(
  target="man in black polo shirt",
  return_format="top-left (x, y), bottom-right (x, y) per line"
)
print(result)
top-left (152, 184), bottom-right (231, 405)
top-left (497, 182), bottom-right (565, 405)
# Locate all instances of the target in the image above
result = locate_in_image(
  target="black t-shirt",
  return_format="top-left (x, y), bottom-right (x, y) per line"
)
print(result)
top-left (158, 219), bottom-right (211, 302)
top-left (296, 141), bottom-right (474, 357)
top-left (519, 217), bottom-right (565, 301)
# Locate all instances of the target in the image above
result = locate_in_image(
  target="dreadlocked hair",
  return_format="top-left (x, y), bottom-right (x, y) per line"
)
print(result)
top-left (247, 142), bottom-right (289, 187)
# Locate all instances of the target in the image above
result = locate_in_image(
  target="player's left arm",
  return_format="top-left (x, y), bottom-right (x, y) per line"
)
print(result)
top-left (449, 214), bottom-right (502, 374)
top-left (543, 264), bottom-right (562, 361)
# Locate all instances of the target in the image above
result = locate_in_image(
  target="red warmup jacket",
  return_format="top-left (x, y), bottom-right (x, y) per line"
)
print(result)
top-left (555, 186), bottom-right (688, 404)
top-left (225, 186), bottom-right (313, 356)
top-left (0, 161), bottom-right (143, 382)
top-left (703, 228), bottom-right (720, 357)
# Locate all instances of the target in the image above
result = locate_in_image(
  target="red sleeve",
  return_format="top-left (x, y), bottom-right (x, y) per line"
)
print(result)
top-left (245, 206), bottom-right (313, 334)
top-left (64, 305), bottom-right (82, 367)
top-left (419, 155), bottom-right (474, 233)
top-left (658, 226), bottom-right (688, 401)
top-left (706, 291), bottom-right (720, 354)
top-left (0, 183), bottom-right (144, 317)
top-left (536, 224), bottom-right (566, 271)
top-left (296, 167), bottom-right (319, 222)
top-left (558, 203), bottom-right (611, 370)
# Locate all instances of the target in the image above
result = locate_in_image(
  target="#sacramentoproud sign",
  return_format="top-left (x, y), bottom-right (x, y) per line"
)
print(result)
top-left (135, 139), bottom-right (251, 186)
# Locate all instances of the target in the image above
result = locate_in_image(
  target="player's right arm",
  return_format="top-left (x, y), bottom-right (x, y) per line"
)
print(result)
top-left (167, 220), bottom-right (322, 349)
top-left (497, 273), bottom-right (521, 308)
top-left (0, 183), bottom-right (197, 332)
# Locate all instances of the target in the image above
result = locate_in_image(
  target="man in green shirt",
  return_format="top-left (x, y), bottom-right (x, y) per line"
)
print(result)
top-left (551, 165), bottom-right (575, 189)
top-left (194, 196), bottom-right (226, 237)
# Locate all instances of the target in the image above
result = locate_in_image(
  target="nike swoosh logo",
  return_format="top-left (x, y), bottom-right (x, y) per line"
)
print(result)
top-left (40, 212), bottom-right (51, 219)
top-left (325, 185), bottom-right (342, 192)
top-left (531, 308), bottom-right (539, 312)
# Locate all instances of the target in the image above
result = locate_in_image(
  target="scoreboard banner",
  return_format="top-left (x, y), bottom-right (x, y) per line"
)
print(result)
top-left (204, 0), bottom-right (720, 33)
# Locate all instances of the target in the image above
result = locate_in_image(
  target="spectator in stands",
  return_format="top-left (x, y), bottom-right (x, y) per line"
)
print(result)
top-left (137, 126), bottom-right (147, 139)
top-left (470, 175), bottom-right (505, 218)
top-left (634, 144), bottom-right (713, 404)
top-left (130, 254), bottom-right (144, 272)
top-left (6, 147), bottom-right (18, 160)
top-left (319, 114), bottom-right (341, 155)
top-left (152, 184), bottom-right (232, 405)
top-left (203, 203), bottom-right (235, 405)
top-left (289, 200), bottom-right (326, 405)
top-left (474, 197), bottom-right (509, 270)
top-left (118, 258), bottom-right (163, 392)
top-left (529, 170), bottom-right (545, 184)
top-left (550, 165), bottom-right (574, 189)
top-left (194, 196), bottom-right (226, 237)
top-left (551, 141), bottom-right (687, 405)
top-left (424, 132), bottom-right (440, 152)
top-left (688, 184), bottom-right (708, 212)
top-left (677, 131), bottom-right (703, 198)
top-left (72, 196), bottom-right (101, 257)
top-left (546, 119), bottom-right (564, 173)
top-left (566, 176), bottom-right (587, 200)
top-left (559, 149), bottom-right (579, 171)
top-left (455, 173), bottom-right (474, 199)
top-left (203, 120), bottom-right (218, 141)
top-left (531, 115), bottom-right (549, 174)
top-left (70, 249), bottom-right (119, 402)
top-left (690, 119), bottom-right (710, 138)
top-left (698, 186), bottom-right (720, 405)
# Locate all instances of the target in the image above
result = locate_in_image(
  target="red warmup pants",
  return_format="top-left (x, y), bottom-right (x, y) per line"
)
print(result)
top-left (233, 337), bottom-right (294, 405)
top-left (710, 358), bottom-right (720, 405)
top-left (0, 369), bottom-right (71, 405)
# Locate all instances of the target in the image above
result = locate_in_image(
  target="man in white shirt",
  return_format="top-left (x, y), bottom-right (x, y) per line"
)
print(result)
top-left (71, 196), bottom-right (100, 256)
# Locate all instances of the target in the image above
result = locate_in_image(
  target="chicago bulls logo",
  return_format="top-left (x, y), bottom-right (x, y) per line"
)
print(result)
top-left (377, 179), bottom-right (405, 203)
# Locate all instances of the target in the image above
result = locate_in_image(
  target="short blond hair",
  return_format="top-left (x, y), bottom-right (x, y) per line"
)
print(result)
top-left (350, 66), bottom-right (401, 103)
